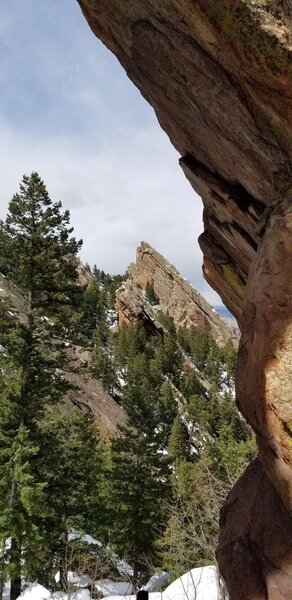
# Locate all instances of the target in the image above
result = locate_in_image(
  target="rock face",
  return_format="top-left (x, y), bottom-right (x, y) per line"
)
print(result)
top-left (0, 272), bottom-right (125, 436)
top-left (76, 1), bottom-right (292, 597)
top-left (117, 241), bottom-right (236, 347)
top-left (217, 459), bottom-right (292, 600)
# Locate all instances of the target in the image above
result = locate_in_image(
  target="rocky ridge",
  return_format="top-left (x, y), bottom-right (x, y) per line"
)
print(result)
top-left (116, 241), bottom-right (237, 347)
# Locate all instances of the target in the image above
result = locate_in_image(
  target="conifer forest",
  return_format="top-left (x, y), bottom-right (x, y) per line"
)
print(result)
top-left (0, 174), bottom-right (255, 599)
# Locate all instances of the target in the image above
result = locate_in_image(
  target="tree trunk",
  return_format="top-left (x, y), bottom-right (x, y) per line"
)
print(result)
top-left (0, 578), bottom-right (4, 600)
top-left (132, 563), bottom-right (139, 589)
top-left (10, 538), bottom-right (21, 600)
top-left (0, 538), bottom-right (6, 600)
top-left (59, 531), bottom-right (69, 592)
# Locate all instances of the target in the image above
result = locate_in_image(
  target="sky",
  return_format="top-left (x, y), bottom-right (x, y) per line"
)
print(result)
top-left (0, 0), bottom-right (222, 306)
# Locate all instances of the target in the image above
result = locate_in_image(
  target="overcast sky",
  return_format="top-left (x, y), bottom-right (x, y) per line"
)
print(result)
top-left (0, 0), bottom-right (222, 305)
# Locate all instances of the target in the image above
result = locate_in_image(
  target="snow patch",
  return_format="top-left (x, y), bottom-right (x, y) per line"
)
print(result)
top-left (17, 583), bottom-right (51, 600)
top-left (68, 530), bottom-right (102, 547)
top-left (55, 572), bottom-right (93, 588)
top-left (95, 580), bottom-right (133, 597)
top-left (93, 567), bottom-right (222, 600)
top-left (16, 567), bottom-right (222, 600)
top-left (143, 572), bottom-right (169, 592)
top-left (106, 310), bottom-right (118, 328)
top-left (53, 590), bottom-right (90, 600)
top-left (114, 558), bottom-right (133, 577)
top-left (163, 566), bottom-right (220, 600)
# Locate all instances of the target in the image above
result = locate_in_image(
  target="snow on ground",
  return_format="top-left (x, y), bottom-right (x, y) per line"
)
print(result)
top-left (113, 557), bottom-right (133, 577)
top-left (17, 585), bottom-right (91, 600)
top-left (17, 583), bottom-right (51, 600)
top-left (163, 566), bottom-right (220, 600)
top-left (3, 581), bottom-right (10, 600)
top-left (95, 580), bottom-right (133, 596)
top-left (16, 566), bottom-right (222, 600)
top-left (104, 595), bottom-right (162, 600)
top-left (55, 572), bottom-right (93, 588)
top-left (52, 590), bottom-right (90, 600)
top-left (106, 309), bottom-right (118, 329)
top-left (95, 567), bottom-right (221, 600)
top-left (143, 572), bottom-right (169, 592)
top-left (117, 374), bottom-right (126, 388)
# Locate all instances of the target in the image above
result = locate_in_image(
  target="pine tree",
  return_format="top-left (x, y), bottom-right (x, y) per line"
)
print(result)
top-left (109, 355), bottom-right (172, 583)
top-left (156, 333), bottom-right (182, 385)
top-left (221, 339), bottom-right (237, 385)
top-left (36, 408), bottom-right (106, 589)
top-left (110, 426), bottom-right (170, 584)
top-left (79, 281), bottom-right (102, 339)
top-left (114, 322), bottom-right (147, 370)
top-left (1, 173), bottom-right (82, 322)
top-left (91, 343), bottom-right (116, 394)
top-left (189, 327), bottom-right (213, 371)
top-left (158, 381), bottom-right (177, 437)
top-left (168, 416), bottom-right (188, 463)
top-left (181, 372), bottom-right (202, 399)
top-left (0, 173), bottom-right (82, 599)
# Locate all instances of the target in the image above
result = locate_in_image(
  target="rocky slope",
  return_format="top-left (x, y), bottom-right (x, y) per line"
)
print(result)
top-left (116, 241), bottom-right (237, 347)
top-left (76, 2), bottom-right (292, 598)
top-left (0, 271), bottom-right (126, 436)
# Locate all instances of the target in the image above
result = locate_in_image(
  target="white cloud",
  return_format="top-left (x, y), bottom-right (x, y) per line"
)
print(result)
top-left (0, 0), bottom-right (222, 307)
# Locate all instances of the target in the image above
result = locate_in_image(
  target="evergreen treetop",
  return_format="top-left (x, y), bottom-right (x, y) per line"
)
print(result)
top-left (1, 172), bottom-right (82, 320)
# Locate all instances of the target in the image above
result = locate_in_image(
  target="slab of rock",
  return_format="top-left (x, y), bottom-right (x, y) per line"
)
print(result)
top-left (217, 459), bottom-right (292, 600)
top-left (64, 370), bottom-right (126, 437)
top-left (117, 242), bottom-right (237, 347)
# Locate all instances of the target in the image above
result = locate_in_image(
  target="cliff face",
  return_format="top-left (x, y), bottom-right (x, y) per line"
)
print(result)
top-left (117, 241), bottom-right (236, 347)
top-left (76, 1), bottom-right (292, 598)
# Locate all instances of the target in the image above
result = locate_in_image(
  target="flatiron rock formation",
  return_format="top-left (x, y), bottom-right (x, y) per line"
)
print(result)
top-left (76, 1), bottom-right (292, 598)
top-left (117, 241), bottom-right (236, 347)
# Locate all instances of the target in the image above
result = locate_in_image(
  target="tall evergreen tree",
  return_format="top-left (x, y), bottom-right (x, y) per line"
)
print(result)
top-left (110, 425), bottom-right (171, 584)
top-left (0, 173), bottom-right (82, 600)
top-left (109, 355), bottom-right (172, 583)
top-left (79, 281), bottom-right (103, 339)
top-left (36, 408), bottom-right (106, 589)
top-left (1, 173), bottom-right (82, 314)
top-left (168, 416), bottom-right (188, 463)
